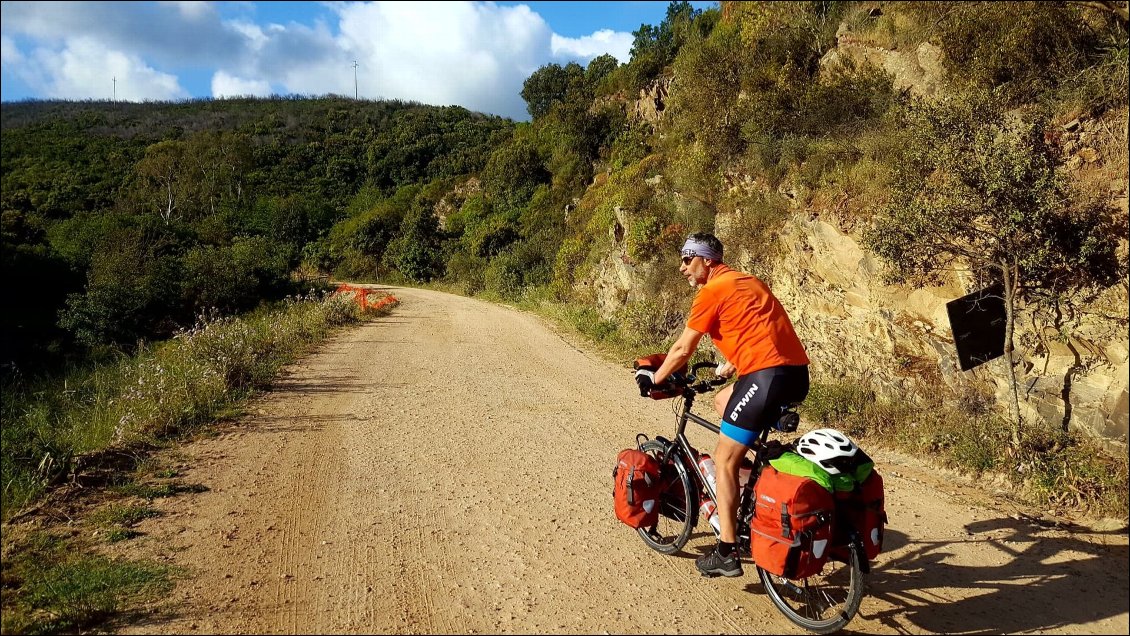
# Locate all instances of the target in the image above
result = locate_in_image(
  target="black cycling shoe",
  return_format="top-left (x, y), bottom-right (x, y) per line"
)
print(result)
top-left (696, 548), bottom-right (744, 577)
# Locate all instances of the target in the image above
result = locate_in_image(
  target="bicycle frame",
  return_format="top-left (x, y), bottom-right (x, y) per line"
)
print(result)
top-left (654, 385), bottom-right (778, 549)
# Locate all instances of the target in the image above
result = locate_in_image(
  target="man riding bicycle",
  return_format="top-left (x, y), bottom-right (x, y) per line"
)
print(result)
top-left (635, 232), bottom-right (810, 577)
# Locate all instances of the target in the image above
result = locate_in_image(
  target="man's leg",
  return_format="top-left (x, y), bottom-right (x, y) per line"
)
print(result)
top-left (697, 373), bottom-right (767, 577)
top-left (713, 435), bottom-right (748, 545)
top-left (711, 382), bottom-right (745, 544)
top-left (696, 432), bottom-right (749, 577)
top-left (713, 383), bottom-right (734, 418)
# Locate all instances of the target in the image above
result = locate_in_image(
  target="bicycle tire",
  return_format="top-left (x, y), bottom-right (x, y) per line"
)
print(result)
top-left (757, 540), bottom-right (865, 634)
top-left (636, 439), bottom-right (696, 554)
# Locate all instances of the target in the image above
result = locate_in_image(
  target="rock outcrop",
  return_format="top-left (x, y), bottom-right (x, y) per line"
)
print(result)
top-left (820, 30), bottom-right (946, 99)
top-left (732, 215), bottom-right (1129, 451)
top-left (633, 77), bottom-right (673, 125)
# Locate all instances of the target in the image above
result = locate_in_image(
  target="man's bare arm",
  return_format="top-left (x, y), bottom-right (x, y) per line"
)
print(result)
top-left (654, 326), bottom-right (704, 383)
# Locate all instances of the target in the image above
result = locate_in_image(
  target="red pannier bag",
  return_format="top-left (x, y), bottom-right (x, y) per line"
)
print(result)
top-left (613, 448), bottom-right (662, 528)
top-left (833, 469), bottom-right (886, 561)
top-left (751, 465), bottom-right (835, 579)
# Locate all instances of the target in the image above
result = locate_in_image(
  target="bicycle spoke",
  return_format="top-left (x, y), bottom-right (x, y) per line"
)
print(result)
top-left (635, 440), bottom-right (695, 554)
top-left (758, 543), bottom-right (865, 634)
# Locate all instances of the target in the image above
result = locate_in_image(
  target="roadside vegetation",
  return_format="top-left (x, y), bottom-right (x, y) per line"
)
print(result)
top-left (0, 291), bottom-right (397, 633)
top-left (1, 531), bottom-right (176, 634)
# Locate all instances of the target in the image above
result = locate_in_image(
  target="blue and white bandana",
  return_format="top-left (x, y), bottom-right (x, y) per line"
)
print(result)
top-left (680, 237), bottom-right (722, 262)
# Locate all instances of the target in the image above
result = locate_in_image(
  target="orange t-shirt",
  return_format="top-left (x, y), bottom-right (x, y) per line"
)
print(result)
top-left (686, 265), bottom-right (809, 375)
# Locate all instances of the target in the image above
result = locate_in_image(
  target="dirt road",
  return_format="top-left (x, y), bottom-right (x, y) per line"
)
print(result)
top-left (115, 286), bottom-right (1129, 634)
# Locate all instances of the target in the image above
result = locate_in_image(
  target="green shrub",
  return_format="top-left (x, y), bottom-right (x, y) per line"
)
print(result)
top-left (896, 1), bottom-right (1126, 109)
top-left (484, 251), bottom-right (525, 300)
top-left (550, 237), bottom-right (587, 300)
top-left (444, 250), bottom-right (488, 296)
top-left (2, 291), bottom-right (360, 519)
top-left (718, 190), bottom-right (790, 271)
top-left (608, 125), bottom-right (652, 172)
top-left (864, 92), bottom-right (1122, 296)
top-left (615, 297), bottom-right (685, 350)
top-left (626, 214), bottom-right (664, 263)
top-left (802, 382), bottom-right (876, 426)
top-left (3, 544), bottom-right (173, 633)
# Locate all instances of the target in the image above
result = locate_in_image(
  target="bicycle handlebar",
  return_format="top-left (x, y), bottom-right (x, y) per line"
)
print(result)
top-left (678, 361), bottom-right (729, 394)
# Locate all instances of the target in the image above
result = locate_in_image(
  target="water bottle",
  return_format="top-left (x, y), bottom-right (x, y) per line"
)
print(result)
top-left (697, 454), bottom-right (718, 497)
top-left (738, 457), bottom-right (755, 490)
top-left (699, 498), bottom-right (721, 535)
top-left (697, 454), bottom-right (722, 535)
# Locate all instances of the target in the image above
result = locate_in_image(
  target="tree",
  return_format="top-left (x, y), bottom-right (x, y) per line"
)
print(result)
top-left (59, 219), bottom-right (188, 348)
top-left (385, 207), bottom-right (445, 282)
top-left (630, 1), bottom-right (701, 61)
top-left (135, 140), bottom-right (191, 224)
top-left (478, 135), bottom-right (550, 206)
top-left (585, 54), bottom-right (620, 86)
top-left (669, 20), bottom-right (748, 161)
top-left (326, 186), bottom-right (415, 276)
top-left (863, 94), bottom-right (1121, 443)
top-left (520, 62), bottom-right (586, 121)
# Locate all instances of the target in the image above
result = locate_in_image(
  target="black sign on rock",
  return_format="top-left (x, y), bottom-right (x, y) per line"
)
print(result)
top-left (946, 284), bottom-right (1006, 371)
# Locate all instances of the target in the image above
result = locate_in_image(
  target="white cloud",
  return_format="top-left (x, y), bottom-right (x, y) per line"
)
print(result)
top-left (1, 1), bottom-right (639, 119)
top-left (160, 1), bottom-right (216, 21)
top-left (0, 1), bottom-right (248, 66)
top-left (227, 20), bottom-right (269, 50)
top-left (551, 29), bottom-right (633, 63)
top-left (325, 1), bottom-right (553, 118)
top-left (1, 35), bottom-right (24, 67)
top-left (25, 37), bottom-right (187, 101)
top-left (212, 70), bottom-right (272, 98)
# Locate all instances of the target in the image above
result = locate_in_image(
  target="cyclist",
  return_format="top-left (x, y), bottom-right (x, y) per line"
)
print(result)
top-left (635, 232), bottom-right (810, 577)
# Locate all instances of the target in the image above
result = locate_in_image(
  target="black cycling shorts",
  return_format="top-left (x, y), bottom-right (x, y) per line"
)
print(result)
top-left (719, 365), bottom-right (810, 446)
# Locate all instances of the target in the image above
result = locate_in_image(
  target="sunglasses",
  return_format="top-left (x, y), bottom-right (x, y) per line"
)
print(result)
top-left (681, 255), bottom-right (698, 265)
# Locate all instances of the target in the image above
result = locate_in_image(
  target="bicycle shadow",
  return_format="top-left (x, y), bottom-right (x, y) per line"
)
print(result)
top-left (859, 519), bottom-right (1129, 634)
top-left (665, 529), bottom-right (726, 561)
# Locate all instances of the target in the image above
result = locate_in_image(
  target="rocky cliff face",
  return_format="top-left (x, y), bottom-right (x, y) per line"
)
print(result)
top-left (725, 213), bottom-right (1128, 451)
top-left (820, 21), bottom-right (947, 99)
top-left (800, 20), bottom-right (1129, 447)
top-left (580, 24), bottom-right (1129, 450)
top-left (585, 198), bottom-right (1127, 449)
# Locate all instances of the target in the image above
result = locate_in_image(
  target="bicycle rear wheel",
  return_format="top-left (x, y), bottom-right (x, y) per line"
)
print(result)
top-left (636, 439), bottom-right (696, 554)
top-left (758, 541), bottom-right (865, 634)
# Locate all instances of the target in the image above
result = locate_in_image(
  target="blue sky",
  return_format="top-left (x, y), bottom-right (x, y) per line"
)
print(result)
top-left (0, 1), bottom-right (716, 120)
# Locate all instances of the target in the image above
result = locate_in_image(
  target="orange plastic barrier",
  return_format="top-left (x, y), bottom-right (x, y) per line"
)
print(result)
top-left (334, 284), bottom-right (398, 311)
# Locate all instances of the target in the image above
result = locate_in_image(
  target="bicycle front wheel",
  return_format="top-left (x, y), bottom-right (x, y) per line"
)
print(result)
top-left (758, 541), bottom-right (865, 634)
top-left (636, 439), bottom-right (696, 554)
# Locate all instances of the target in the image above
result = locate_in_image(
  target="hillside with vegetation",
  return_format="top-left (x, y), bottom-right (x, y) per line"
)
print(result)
top-left (2, 0), bottom-right (1127, 555)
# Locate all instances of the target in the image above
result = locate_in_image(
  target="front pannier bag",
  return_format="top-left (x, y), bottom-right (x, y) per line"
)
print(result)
top-left (613, 448), bottom-right (662, 529)
top-left (751, 465), bottom-right (835, 579)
